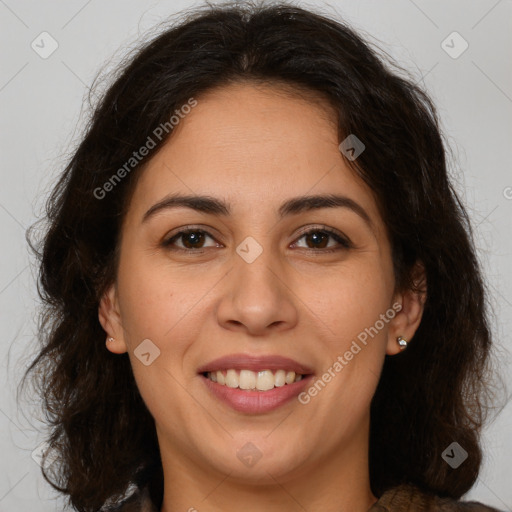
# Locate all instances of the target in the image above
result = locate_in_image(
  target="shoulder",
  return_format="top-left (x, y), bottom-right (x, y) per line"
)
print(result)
top-left (369, 484), bottom-right (505, 512)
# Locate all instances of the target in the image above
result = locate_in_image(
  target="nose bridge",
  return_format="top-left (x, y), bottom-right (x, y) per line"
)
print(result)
top-left (216, 231), bottom-right (297, 333)
top-left (233, 232), bottom-right (282, 295)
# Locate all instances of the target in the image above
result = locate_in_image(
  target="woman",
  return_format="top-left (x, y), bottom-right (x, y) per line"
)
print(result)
top-left (24, 2), bottom-right (505, 511)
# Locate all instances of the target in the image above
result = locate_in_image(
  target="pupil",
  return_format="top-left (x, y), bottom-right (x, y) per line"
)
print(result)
top-left (184, 232), bottom-right (203, 248)
top-left (308, 232), bottom-right (327, 248)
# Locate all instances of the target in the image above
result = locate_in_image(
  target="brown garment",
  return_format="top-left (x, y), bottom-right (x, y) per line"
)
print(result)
top-left (368, 484), bottom-right (504, 511)
top-left (113, 483), bottom-right (505, 511)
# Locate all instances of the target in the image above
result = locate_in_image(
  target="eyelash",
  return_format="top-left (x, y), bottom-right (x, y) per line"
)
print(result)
top-left (161, 225), bottom-right (352, 254)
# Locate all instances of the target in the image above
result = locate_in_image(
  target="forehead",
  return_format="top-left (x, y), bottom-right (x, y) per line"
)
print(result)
top-left (125, 81), bottom-right (382, 230)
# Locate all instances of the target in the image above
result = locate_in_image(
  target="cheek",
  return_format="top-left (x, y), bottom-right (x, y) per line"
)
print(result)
top-left (312, 264), bottom-right (392, 346)
top-left (115, 247), bottom-right (219, 401)
top-left (116, 248), bottom-right (199, 344)
top-left (301, 262), bottom-right (392, 407)
top-left (115, 253), bottom-right (208, 424)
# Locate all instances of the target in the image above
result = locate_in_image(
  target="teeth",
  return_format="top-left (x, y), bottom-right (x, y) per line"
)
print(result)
top-left (206, 369), bottom-right (304, 391)
top-left (225, 369), bottom-right (238, 388)
top-left (239, 369), bottom-right (256, 390)
top-left (256, 370), bottom-right (275, 391)
top-left (274, 369), bottom-right (286, 387)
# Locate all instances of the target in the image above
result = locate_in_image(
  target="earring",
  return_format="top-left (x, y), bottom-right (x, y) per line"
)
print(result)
top-left (397, 336), bottom-right (408, 351)
top-left (107, 337), bottom-right (115, 343)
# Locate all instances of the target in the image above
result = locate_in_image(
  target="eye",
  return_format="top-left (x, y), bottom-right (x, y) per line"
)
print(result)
top-left (291, 226), bottom-right (352, 253)
top-left (161, 225), bottom-right (351, 253)
top-left (161, 228), bottom-right (219, 251)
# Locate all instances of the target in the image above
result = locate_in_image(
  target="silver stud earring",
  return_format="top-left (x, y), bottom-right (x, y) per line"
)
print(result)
top-left (107, 337), bottom-right (115, 343)
top-left (397, 336), bottom-right (408, 350)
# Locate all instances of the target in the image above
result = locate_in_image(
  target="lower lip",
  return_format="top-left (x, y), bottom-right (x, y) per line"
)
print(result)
top-left (201, 374), bottom-right (313, 414)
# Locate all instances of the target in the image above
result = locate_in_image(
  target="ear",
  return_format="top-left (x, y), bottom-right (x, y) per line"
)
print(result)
top-left (386, 262), bottom-right (427, 355)
top-left (98, 283), bottom-right (128, 354)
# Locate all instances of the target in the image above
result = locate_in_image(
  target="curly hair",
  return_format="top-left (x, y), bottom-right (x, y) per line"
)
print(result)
top-left (23, 1), bottom-right (496, 510)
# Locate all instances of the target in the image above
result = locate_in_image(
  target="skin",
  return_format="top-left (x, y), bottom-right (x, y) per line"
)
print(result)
top-left (99, 81), bottom-right (425, 512)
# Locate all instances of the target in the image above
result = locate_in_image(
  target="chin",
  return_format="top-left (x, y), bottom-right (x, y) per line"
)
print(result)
top-left (197, 435), bottom-right (311, 483)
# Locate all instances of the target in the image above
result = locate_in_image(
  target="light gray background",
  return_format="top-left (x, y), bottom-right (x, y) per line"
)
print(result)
top-left (1, 0), bottom-right (511, 510)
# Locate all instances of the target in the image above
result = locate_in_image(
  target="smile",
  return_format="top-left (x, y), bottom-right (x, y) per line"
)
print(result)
top-left (198, 353), bottom-right (314, 414)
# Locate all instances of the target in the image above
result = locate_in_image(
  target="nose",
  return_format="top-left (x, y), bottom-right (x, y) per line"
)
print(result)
top-left (215, 243), bottom-right (299, 337)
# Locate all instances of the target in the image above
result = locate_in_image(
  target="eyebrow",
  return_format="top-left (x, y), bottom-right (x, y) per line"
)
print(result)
top-left (142, 193), bottom-right (373, 228)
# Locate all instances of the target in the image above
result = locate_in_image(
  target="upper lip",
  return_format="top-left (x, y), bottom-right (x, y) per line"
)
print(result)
top-left (197, 353), bottom-right (314, 375)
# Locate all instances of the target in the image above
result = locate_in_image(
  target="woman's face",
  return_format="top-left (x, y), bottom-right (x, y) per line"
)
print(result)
top-left (101, 81), bottom-right (421, 485)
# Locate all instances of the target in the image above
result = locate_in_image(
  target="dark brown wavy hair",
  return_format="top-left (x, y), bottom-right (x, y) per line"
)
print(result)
top-left (22, 1), bottom-right (499, 510)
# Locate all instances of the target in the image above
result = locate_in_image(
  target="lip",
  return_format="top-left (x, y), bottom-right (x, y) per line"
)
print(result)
top-left (197, 353), bottom-right (315, 375)
top-left (201, 373), bottom-right (314, 414)
top-left (197, 353), bottom-right (315, 414)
